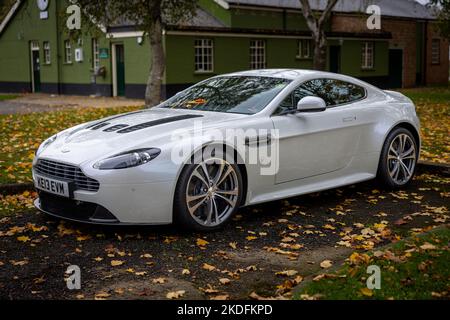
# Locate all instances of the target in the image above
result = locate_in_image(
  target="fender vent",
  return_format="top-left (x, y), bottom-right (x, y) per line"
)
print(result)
top-left (103, 124), bottom-right (129, 132)
top-left (117, 115), bottom-right (203, 134)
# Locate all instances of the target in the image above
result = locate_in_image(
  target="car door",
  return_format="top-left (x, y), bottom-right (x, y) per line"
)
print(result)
top-left (272, 78), bottom-right (366, 184)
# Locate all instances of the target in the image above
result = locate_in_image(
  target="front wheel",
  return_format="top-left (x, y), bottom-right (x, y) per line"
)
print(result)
top-left (174, 157), bottom-right (244, 231)
top-left (377, 128), bottom-right (418, 189)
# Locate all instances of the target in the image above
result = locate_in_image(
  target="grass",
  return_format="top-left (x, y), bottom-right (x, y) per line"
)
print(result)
top-left (0, 94), bottom-right (20, 101)
top-left (294, 225), bottom-right (450, 300)
top-left (400, 85), bottom-right (450, 164)
top-left (0, 106), bottom-right (141, 185)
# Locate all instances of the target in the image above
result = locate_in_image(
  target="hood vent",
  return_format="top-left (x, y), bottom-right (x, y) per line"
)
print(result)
top-left (90, 123), bottom-right (110, 130)
top-left (117, 115), bottom-right (203, 134)
top-left (103, 124), bottom-right (129, 132)
top-left (86, 111), bottom-right (144, 129)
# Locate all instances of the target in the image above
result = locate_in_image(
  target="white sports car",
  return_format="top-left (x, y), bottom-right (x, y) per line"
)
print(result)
top-left (33, 69), bottom-right (420, 230)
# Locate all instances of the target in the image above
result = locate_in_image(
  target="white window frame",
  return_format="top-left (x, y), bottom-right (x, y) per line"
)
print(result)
top-left (92, 38), bottom-right (100, 71)
top-left (297, 39), bottom-right (312, 59)
top-left (431, 39), bottom-right (440, 65)
top-left (250, 39), bottom-right (266, 70)
top-left (43, 41), bottom-right (51, 64)
top-left (194, 39), bottom-right (214, 73)
top-left (64, 40), bottom-right (72, 64)
top-left (361, 42), bottom-right (374, 69)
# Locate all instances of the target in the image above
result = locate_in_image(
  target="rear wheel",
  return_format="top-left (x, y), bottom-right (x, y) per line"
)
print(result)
top-left (174, 156), bottom-right (243, 231)
top-left (377, 128), bottom-right (418, 189)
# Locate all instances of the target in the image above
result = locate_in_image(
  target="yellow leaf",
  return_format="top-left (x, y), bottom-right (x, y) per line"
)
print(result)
top-left (110, 260), bottom-right (124, 267)
top-left (420, 242), bottom-right (436, 250)
top-left (229, 242), bottom-right (237, 249)
top-left (166, 290), bottom-right (185, 299)
top-left (17, 236), bottom-right (30, 243)
top-left (210, 295), bottom-right (230, 300)
top-left (202, 263), bottom-right (216, 271)
top-left (320, 260), bottom-right (333, 269)
top-left (219, 278), bottom-right (231, 285)
top-left (152, 277), bottom-right (167, 284)
top-left (95, 292), bottom-right (111, 300)
top-left (246, 236), bottom-right (258, 241)
top-left (94, 257), bottom-right (103, 262)
top-left (182, 269), bottom-right (191, 275)
top-left (360, 288), bottom-right (373, 297)
top-left (196, 238), bottom-right (209, 247)
top-left (76, 235), bottom-right (91, 242)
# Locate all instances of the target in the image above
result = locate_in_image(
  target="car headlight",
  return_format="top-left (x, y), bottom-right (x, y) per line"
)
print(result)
top-left (93, 148), bottom-right (161, 170)
top-left (36, 135), bottom-right (57, 155)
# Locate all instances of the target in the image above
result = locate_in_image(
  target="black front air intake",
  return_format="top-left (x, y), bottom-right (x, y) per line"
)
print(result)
top-left (117, 115), bottom-right (203, 134)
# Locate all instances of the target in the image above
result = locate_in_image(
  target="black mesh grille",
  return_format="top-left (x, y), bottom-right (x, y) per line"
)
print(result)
top-left (34, 159), bottom-right (100, 192)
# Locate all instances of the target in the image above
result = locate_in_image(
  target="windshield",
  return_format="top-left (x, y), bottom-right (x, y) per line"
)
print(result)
top-left (160, 76), bottom-right (291, 115)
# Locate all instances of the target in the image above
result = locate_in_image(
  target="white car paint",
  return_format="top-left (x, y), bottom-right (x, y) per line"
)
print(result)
top-left (33, 69), bottom-right (420, 225)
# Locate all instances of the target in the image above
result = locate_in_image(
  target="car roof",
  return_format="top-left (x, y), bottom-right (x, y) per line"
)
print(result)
top-left (221, 69), bottom-right (349, 81)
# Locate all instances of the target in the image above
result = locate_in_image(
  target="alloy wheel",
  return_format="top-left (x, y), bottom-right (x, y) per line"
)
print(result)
top-left (387, 133), bottom-right (417, 185)
top-left (185, 158), bottom-right (239, 227)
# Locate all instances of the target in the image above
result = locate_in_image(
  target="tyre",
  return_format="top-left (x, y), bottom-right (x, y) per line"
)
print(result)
top-left (174, 155), bottom-right (244, 231)
top-left (377, 127), bottom-right (418, 189)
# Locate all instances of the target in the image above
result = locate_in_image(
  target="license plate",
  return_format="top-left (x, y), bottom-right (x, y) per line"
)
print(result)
top-left (35, 174), bottom-right (70, 198)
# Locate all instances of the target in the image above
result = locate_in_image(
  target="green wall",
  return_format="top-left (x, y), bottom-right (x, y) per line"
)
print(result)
top-left (165, 34), bottom-right (388, 85)
top-left (340, 40), bottom-right (389, 77)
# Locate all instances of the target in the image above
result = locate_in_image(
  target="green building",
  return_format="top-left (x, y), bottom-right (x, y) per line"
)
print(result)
top-left (0, 0), bottom-right (448, 99)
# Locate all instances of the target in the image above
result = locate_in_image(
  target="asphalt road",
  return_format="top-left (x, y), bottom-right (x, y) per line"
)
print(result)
top-left (0, 170), bottom-right (448, 300)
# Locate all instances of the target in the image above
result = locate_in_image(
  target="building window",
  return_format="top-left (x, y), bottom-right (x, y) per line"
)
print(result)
top-left (431, 39), bottom-right (440, 65)
top-left (43, 41), bottom-right (51, 64)
top-left (297, 39), bottom-right (312, 59)
top-left (361, 42), bottom-right (374, 69)
top-left (250, 40), bottom-right (266, 69)
top-left (92, 38), bottom-right (100, 70)
top-left (194, 39), bottom-right (214, 73)
top-left (64, 40), bottom-right (72, 64)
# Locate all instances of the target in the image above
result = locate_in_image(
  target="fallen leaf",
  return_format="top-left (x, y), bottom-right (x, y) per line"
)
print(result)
top-left (196, 238), bottom-right (209, 247)
top-left (17, 236), bottom-right (30, 243)
top-left (320, 260), bottom-right (333, 269)
top-left (202, 263), bottom-right (216, 271)
top-left (219, 278), bottom-right (231, 285)
top-left (229, 242), bottom-right (237, 249)
top-left (420, 243), bottom-right (436, 250)
top-left (360, 288), bottom-right (373, 297)
top-left (182, 269), bottom-right (191, 275)
top-left (94, 292), bottom-right (111, 300)
top-left (166, 290), bottom-right (185, 299)
top-left (152, 277), bottom-right (167, 284)
top-left (276, 270), bottom-right (298, 277)
top-left (210, 295), bottom-right (229, 300)
top-left (110, 260), bottom-right (124, 267)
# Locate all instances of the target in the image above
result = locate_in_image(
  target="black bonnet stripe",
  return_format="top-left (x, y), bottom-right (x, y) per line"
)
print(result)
top-left (87, 111), bottom-right (144, 129)
top-left (117, 115), bottom-right (203, 134)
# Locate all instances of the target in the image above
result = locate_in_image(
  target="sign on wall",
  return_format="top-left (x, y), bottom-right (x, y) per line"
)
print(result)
top-left (99, 48), bottom-right (109, 59)
top-left (37, 0), bottom-right (49, 20)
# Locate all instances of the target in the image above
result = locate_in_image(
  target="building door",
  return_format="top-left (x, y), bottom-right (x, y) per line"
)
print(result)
top-left (388, 49), bottom-right (403, 88)
top-left (30, 42), bottom-right (41, 93)
top-left (115, 45), bottom-right (125, 96)
top-left (329, 46), bottom-right (341, 73)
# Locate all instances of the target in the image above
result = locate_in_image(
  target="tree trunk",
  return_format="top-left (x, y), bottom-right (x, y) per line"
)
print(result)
top-left (145, 19), bottom-right (165, 107)
top-left (313, 31), bottom-right (327, 71)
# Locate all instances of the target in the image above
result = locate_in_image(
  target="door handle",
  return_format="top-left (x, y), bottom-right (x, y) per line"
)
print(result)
top-left (343, 116), bottom-right (357, 123)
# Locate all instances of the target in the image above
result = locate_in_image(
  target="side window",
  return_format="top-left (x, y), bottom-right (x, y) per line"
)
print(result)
top-left (276, 78), bottom-right (366, 114)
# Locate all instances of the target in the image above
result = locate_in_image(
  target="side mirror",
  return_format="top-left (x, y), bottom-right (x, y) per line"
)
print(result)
top-left (297, 96), bottom-right (327, 113)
